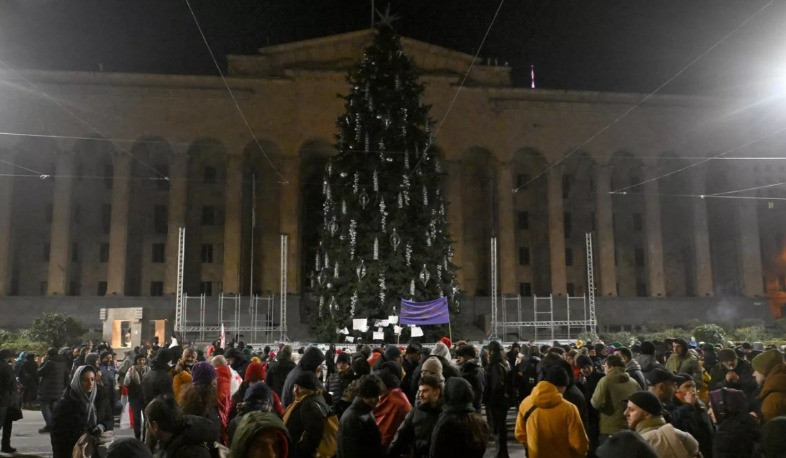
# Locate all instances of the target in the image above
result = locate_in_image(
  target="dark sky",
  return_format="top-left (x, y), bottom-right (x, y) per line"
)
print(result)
top-left (0, 0), bottom-right (784, 95)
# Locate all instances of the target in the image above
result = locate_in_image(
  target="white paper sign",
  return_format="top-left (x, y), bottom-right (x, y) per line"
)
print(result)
top-left (388, 315), bottom-right (398, 324)
top-left (339, 327), bottom-right (350, 335)
top-left (410, 326), bottom-right (424, 337)
top-left (393, 325), bottom-right (402, 335)
top-left (373, 331), bottom-right (385, 340)
top-left (345, 336), bottom-right (354, 343)
top-left (375, 320), bottom-right (389, 327)
top-left (353, 318), bottom-right (368, 331)
top-left (376, 327), bottom-right (383, 333)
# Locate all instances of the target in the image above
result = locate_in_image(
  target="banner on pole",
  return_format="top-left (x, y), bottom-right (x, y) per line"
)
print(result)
top-left (400, 297), bottom-right (450, 326)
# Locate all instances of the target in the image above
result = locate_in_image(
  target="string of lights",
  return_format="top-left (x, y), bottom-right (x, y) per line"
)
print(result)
top-left (512, 0), bottom-right (776, 193)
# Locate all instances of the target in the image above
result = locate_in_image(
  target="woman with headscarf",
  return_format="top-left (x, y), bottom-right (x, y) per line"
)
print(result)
top-left (178, 361), bottom-right (221, 440)
top-left (50, 365), bottom-right (113, 458)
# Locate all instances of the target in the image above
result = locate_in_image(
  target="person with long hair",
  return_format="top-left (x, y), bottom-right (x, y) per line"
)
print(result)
top-left (430, 377), bottom-right (490, 458)
top-left (178, 361), bottom-right (221, 438)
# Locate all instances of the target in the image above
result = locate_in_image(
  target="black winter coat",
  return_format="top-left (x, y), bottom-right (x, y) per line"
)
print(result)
top-left (0, 361), bottom-right (16, 408)
top-left (338, 398), bottom-right (383, 458)
top-left (709, 359), bottom-right (758, 399)
top-left (281, 347), bottom-right (324, 407)
top-left (459, 360), bottom-right (485, 411)
top-left (483, 360), bottom-right (510, 408)
top-left (284, 393), bottom-right (328, 458)
top-left (712, 413), bottom-right (762, 458)
top-left (429, 378), bottom-right (489, 458)
top-left (387, 401), bottom-right (442, 458)
top-left (671, 399), bottom-right (715, 458)
top-left (50, 385), bottom-right (113, 458)
top-left (158, 415), bottom-right (219, 458)
top-left (37, 356), bottom-right (69, 403)
top-left (401, 356), bottom-right (419, 403)
top-left (142, 366), bottom-right (174, 406)
top-left (326, 370), bottom-right (354, 408)
top-left (267, 359), bottom-right (296, 398)
top-left (409, 356), bottom-right (459, 396)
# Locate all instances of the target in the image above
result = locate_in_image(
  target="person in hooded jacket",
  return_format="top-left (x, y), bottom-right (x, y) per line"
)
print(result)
top-left (483, 340), bottom-right (511, 458)
top-left (709, 349), bottom-right (757, 400)
top-left (37, 347), bottom-right (69, 434)
top-left (616, 347), bottom-right (647, 390)
top-left (228, 381), bottom-right (278, 446)
top-left (267, 345), bottom-right (296, 398)
top-left (50, 365), bottom-right (113, 458)
top-left (456, 345), bottom-right (485, 412)
top-left (708, 388), bottom-right (761, 458)
top-left (408, 342), bottom-right (459, 396)
top-left (429, 377), bottom-right (490, 458)
top-left (338, 374), bottom-right (385, 458)
top-left (387, 373), bottom-right (443, 458)
top-left (590, 355), bottom-right (640, 441)
top-left (123, 353), bottom-right (149, 440)
top-left (514, 366), bottom-right (588, 458)
top-left (670, 374), bottom-right (715, 458)
top-left (230, 410), bottom-right (291, 458)
top-left (636, 341), bottom-right (661, 377)
top-left (751, 349), bottom-right (786, 422)
top-left (538, 357), bottom-right (588, 428)
top-left (225, 347), bottom-right (249, 381)
top-left (373, 364), bottom-right (412, 449)
top-left (281, 346), bottom-right (324, 407)
top-left (666, 339), bottom-right (704, 392)
top-left (283, 371), bottom-right (329, 458)
top-left (142, 348), bottom-right (174, 408)
top-left (326, 352), bottom-right (354, 409)
top-left (146, 394), bottom-right (220, 458)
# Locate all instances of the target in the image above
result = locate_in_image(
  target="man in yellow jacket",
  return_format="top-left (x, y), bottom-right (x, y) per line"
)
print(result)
top-left (514, 366), bottom-right (588, 458)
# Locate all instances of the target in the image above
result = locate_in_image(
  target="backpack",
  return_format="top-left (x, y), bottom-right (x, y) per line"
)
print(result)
top-left (315, 403), bottom-right (339, 458)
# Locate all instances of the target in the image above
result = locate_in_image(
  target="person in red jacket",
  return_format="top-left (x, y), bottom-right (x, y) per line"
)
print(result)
top-left (373, 362), bottom-right (411, 448)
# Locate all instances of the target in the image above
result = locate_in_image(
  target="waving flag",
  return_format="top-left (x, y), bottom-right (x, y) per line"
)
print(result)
top-left (400, 297), bottom-right (450, 326)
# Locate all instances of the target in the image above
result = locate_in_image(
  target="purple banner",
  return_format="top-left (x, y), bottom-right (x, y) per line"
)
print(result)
top-left (400, 297), bottom-right (450, 326)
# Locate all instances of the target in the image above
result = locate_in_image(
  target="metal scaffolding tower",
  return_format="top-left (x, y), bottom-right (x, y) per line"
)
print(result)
top-left (585, 232), bottom-right (598, 339)
top-left (490, 237), bottom-right (499, 339)
top-left (174, 227), bottom-right (186, 337)
top-left (279, 234), bottom-right (288, 341)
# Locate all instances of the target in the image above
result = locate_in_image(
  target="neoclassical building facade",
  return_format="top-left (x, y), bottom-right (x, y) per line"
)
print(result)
top-left (0, 30), bottom-right (783, 338)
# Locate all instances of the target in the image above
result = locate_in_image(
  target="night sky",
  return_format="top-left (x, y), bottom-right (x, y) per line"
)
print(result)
top-left (0, 0), bottom-right (784, 95)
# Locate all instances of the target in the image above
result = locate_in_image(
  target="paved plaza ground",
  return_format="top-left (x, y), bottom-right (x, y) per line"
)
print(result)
top-left (2, 408), bottom-right (528, 457)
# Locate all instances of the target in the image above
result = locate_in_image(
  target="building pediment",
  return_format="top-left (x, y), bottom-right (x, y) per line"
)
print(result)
top-left (227, 29), bottom-right (511, 87)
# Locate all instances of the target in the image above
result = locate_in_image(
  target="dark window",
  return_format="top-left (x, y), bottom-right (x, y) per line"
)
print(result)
top-left (565, 247), bottom-right (573, 266)
top-left (97, 281), bottom-right (107, 296)
top-left (40, 281), bottom-right (47, 295)
top-left (519, 282), bottom-right (532, 297)
top-left (152, 243), bottom-right (165, 263)
top-left (150, 281), bottom-right (164, 297)
top-left (200, 281), bottom-right (213, 296)
top-left (46, 204), bottom-right (53, 224)
top-left (517, 211), bottom-right (529, 230)
top-left (99, 243), bottom-right (110, 263)
top-left (202, 206), bottom-right (215, 226)
top-left (518, 247), bottom-right (530, 266)
top-left (564, 212), bottom-right (572, 238)
top-left (69, 281), bottom-right (80, 296)
top-left (102, 204), bottom-right (112, 234)
top-left (42, 243), bottom-right (50, 262)
top-left (516, 173), bottom-right (529, 190)
top-left (154, 205), bottom-right (168, 234)
top-left (633, 213), bottom-right (643, 231)
top-left (590, 212), bottom-right (596, 231)
top-left (567, 283), bottom-right (575, 296)
top-left (104, 164), bottom-right (113, 190)
top-left (562, 174), bottom-right (571, 198)
top-left (636, 282), bottom-right (647, 297)
top-left (71, 243), bottom-right (79, 263)
top-left (203, 166), bottom-right (218, 184)
top-left (201, 244), bottom-right (214, 263)
top-left (635, 248), bottom-right (645, 267)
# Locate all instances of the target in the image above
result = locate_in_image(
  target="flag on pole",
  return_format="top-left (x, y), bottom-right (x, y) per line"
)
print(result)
top-left (220, 323), bottom-right (226, 349)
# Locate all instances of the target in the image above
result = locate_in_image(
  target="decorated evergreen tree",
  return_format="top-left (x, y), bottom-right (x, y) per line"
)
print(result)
top-left (310, 25), bottom-right (459, 342)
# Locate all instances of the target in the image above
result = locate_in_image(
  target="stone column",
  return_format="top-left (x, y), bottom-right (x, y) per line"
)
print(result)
top-left (738, 199), bottom-right (764, 296)
top-left (0, 151), bottom-right (17, 296)
top-left (106, 153), bottom-right (131, 295)
top-left (643, 169), bottom-right (666, 296)
top-left (445, 161), bottom-right (465, 289)
top-left (47, 151), bottom-right (75, 295)
top-left (280, 155), bottom-right (301, 294)
top-left (496, 163), bottom-right (517, 295)
top-left (547, 168), bottom-right (567, 295)
top-left (691, 175), bottom-right (713, 296)
top-left (222, 153), bottom-right (243, 295)
top-left (165, 151), bottom-right (189, 295)
top-left (594, 165), bottom-right (617, 296)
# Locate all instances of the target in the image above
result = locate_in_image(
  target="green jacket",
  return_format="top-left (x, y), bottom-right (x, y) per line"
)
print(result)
top-left (665, 354), bottom-right (704, 390)
top-left (590, 366), bottom-right (640, 434)
top-left (230, 411), bottom-right (290, 458)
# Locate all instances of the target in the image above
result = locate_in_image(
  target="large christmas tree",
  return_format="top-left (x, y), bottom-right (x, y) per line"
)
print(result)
top-left (310, 25), bottom-right (459, 342)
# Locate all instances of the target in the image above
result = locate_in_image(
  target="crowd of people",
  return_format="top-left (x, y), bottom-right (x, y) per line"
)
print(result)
top-left (0, 335), bottom-right (784, 457)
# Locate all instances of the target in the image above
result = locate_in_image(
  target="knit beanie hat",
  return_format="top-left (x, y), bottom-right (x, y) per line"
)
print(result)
top-left (405, 342), bottom-right (422, 355)
top-left (244, 362), bottom-right (266, 383)
top-left (596, 431), bottom-right (657, 458)
top-left (191, 361), bottom-right (217, 385)
top-left (421, 356), bottom-right (443, 378)
top-left (762, 416), bottom-right (786, 458)
top-left (336, 352), bottom-right (352, 365)
top-left (85, 353), bottom-right (99, 368)
top-left (384, 345), bottom-right (402, 362)
top-left (751, 349), bottom-right (783, 376)
top-left (628, 391), bottom-right (663, 417)
top-left (106, 437), bottom-right (154, 458)
top-left (639, 341), bottom-right (655, 355)
top-left (718, 349), bottom-right (737, 362)
top-left (243, 381), bottom-right (272, 403)
top-left (576, 355), bottom-right (593, 368)
top-left (431, 342), bottom-right (449, 358)
top-left (294, 371), bottom-right (319, 391)
top-left (439, 337), bottom-right (452, 349)
top-left (352, 357), bottom-right (371, 376)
